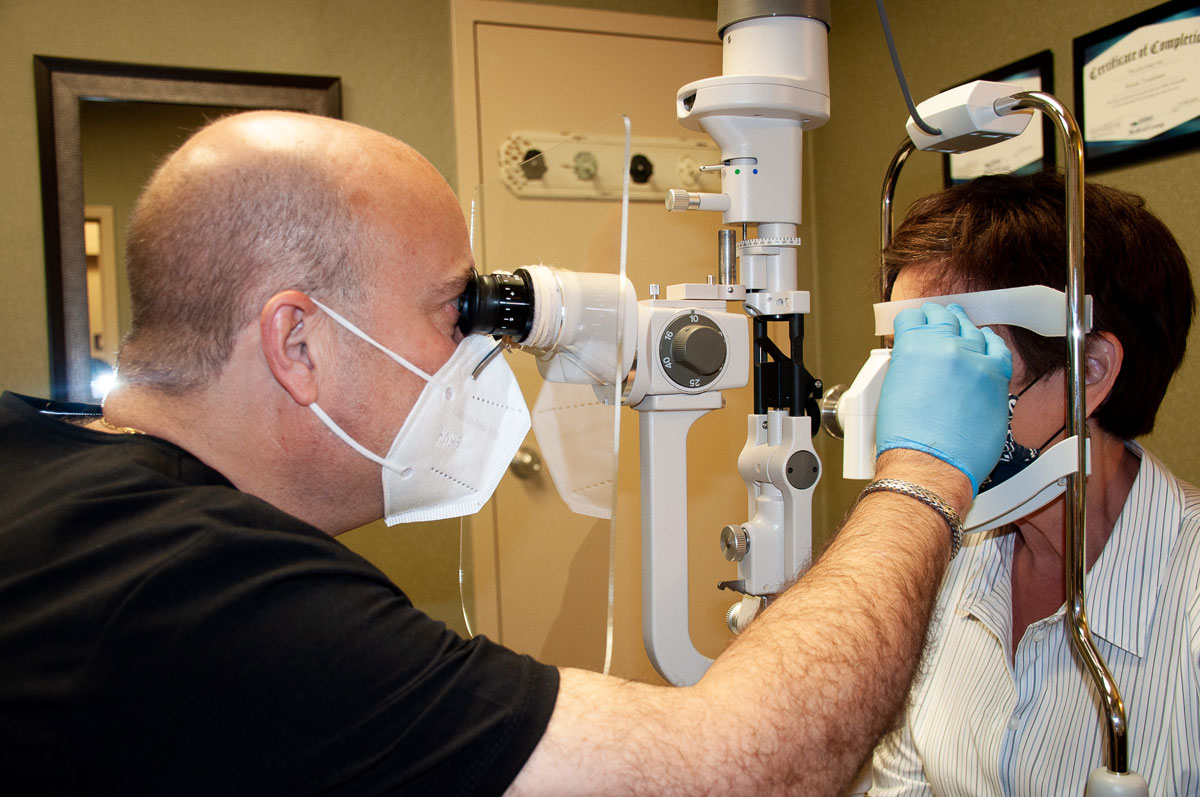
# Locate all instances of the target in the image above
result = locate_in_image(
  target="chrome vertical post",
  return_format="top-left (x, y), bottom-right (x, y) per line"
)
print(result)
top-left (997, 90), bottom-right (1131, 777)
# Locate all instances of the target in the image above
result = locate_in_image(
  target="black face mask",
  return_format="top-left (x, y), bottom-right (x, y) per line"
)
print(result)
top-left (978, 379), bottom-right (1066, 494)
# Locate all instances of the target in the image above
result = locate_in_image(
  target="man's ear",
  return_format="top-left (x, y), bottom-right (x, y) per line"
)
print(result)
top-left (261, 290), bottom-right (321, 406)
top-left (1084, 331), bottom-right (1123, 418)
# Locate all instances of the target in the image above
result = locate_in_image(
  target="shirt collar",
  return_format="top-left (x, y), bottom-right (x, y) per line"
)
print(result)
top-left (957, 527), bottom-right (1016, 652)
top-left (1083, 441), bottom-right (1183, 656)
top-left (954, 442), bottom-right (1183, 658)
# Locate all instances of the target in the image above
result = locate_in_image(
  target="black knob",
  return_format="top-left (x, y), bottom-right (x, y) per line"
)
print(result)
top-left (671, 324), bottom-right (725, 375)
top-left (629, 154), bottom-right (654, 184)
top-left (520, 149), bottom-right (548, 180)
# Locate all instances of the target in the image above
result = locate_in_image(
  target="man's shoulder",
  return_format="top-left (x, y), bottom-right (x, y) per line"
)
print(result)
top-left (2, 391), bottom-right (301, 519)
top-left (0, 391), bottom-right (101, 451)
top-left (0, 390), bottom-right (350, 592)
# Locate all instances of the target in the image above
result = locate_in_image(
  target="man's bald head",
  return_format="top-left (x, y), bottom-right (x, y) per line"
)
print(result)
top-left (120, 111), bottom-right (449, 392)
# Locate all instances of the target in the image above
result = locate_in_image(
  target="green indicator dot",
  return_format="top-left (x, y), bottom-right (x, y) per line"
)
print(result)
top-left (734, 168), bottom-right (741, 174)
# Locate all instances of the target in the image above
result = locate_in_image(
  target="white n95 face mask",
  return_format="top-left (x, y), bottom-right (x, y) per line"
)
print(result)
top-left (308, 299), bottom-right (531, 524)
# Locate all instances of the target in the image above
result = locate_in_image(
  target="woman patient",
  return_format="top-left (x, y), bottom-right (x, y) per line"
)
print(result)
top-left (871, 171), bottom-right (1199, 795)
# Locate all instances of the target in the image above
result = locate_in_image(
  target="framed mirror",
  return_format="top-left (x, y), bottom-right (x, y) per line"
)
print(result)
top-left (34, 56), bottom-right (341, 402)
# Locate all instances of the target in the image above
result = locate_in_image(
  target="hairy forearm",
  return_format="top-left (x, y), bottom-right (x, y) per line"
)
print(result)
top-left (510, 450), bottom-right (969, 796)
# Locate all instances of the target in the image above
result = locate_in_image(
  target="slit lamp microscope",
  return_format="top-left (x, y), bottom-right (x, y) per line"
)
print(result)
top-left (456, 1), bottom-right (1146, 793)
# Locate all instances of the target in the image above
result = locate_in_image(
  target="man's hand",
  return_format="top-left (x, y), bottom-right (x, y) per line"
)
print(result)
top-left (876, 302), bottom-right (1012, 495)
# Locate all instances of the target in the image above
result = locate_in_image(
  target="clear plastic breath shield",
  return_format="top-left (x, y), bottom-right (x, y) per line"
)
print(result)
top-left (459, 117), bottom-right (632, 674)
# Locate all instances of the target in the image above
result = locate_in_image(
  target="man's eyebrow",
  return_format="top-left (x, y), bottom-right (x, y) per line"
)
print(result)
top-left (433, 266), bottom-right (472, 300)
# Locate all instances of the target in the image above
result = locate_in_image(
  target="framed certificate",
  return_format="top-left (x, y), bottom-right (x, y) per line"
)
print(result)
top-left (1074, 0), bottom-right (1200, 172)
top-left (943, 51), bottom-right (1056, 187)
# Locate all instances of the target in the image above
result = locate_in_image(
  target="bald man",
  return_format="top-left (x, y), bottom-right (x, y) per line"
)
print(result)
top-left (0, 111), bottom-right (1013, 795)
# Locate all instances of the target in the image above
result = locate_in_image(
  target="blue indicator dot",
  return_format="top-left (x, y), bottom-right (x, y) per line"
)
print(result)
top-left (753, 168), bottom-right (758, 174)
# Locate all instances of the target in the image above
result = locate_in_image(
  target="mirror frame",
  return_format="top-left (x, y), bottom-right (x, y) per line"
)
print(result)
top-left (33, 55), bottom-right (342, 402)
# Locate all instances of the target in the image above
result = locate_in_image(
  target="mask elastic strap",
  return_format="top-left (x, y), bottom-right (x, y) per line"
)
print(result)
top-left (1012, 376), bottom-right (1068, 455)
top-left (1037, 423), bottom-right (1068, 453)
top-left (309, 402), bottom-right (410, 477)
top-left (1015, 376), bottom-right (1041, 399)
top-left (310, 298), bottom-right (434, 382)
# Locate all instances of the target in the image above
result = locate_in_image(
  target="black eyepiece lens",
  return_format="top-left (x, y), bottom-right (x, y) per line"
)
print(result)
top-left (456, 269), bottom-right (535, 340)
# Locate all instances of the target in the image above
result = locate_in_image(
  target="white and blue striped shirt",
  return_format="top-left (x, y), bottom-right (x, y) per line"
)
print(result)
top-left (872, 443), bottom-right (1200, 795)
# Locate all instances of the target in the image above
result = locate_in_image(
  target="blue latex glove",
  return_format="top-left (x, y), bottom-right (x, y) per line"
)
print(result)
top-left (877, 302), bottom-right (1012, 495)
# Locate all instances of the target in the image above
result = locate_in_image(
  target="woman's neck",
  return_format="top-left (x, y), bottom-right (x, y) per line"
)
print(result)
top-left (1008, 427), bottom-right (1141, 653)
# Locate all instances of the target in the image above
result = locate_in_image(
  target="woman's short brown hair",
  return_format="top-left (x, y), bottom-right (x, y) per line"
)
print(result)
top-left (882, 170), bottom-right (1194, 439)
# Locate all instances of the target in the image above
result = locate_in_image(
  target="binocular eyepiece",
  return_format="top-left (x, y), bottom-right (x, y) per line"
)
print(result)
top-left (457, 268), bottom-right (536, 340)
top-left (455, 264), bottom-right (636, 388)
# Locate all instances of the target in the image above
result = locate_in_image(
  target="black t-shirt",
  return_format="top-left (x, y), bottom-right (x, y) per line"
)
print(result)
top-left (0, 392), bottom-right (558, 795)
